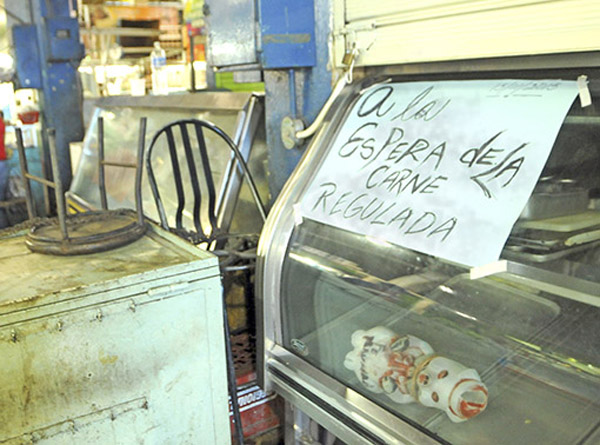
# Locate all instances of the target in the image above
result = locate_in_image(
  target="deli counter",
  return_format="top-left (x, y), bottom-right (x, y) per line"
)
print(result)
top-left (257, 69), bottom-right (600, 444)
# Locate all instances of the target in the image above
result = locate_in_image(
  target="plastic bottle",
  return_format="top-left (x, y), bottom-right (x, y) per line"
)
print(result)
top-left (150, 41), bottom-right (168, 95)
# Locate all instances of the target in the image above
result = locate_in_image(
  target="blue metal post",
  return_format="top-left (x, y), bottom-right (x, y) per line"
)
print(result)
top-left (19, 0), bottom-right (84, 189)
top-left (288, 69), bottom-right (297, 118)
top-left (263, 0), bottom-right (332, 200)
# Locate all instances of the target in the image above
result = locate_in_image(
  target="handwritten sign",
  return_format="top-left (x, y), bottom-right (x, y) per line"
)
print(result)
top-left (299, 80), bottom-right (579, 267)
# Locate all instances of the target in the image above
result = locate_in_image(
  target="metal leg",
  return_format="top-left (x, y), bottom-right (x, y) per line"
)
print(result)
top-left (223, 290), bottom-right (245, 445)
top-left (189, 32), bottom-right (196, 92)
top-left (287, 403), bottom-right (321, 445)
top-left (47, 129), bottom-right (69, 241)
top-left (284, 402), bottom-right (296, 444)
top-left (15, 128), bottom-right (36, 219)
top-left (98, 116), bottom-right (108, 210)
top-left (39, 145), bottom-right (52, 217)
top-left (135, 117), bottom-right (147, 227)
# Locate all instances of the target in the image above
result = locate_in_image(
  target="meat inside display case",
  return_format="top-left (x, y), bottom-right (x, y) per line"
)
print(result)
top-left (258, 70), bottom-right (600, 444)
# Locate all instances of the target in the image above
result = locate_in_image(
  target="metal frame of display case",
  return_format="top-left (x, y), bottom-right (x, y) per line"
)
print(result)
top-left (501, 261), bottom-right (600, 307)
top-left (268, 344), bottom-right (439, 445)
top-left (257, 54), bottom-right (600, 444)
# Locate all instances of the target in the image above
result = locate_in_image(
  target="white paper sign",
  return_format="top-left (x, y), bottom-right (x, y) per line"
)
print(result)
top-left (299, 80), bottom-right (579, 267)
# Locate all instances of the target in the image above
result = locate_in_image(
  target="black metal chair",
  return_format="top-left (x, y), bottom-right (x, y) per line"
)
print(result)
top-left (144, 118), bottom-right (266, 248)
top-left (144, 118), bottom-right (267, 445)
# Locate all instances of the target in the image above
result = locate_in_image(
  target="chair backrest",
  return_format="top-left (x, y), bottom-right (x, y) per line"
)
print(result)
top-left (145, 118), bottom-right (266, 246)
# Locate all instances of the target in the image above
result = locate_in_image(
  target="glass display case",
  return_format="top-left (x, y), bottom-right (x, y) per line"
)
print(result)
top-left (257, 66), bottom-right (600, 444)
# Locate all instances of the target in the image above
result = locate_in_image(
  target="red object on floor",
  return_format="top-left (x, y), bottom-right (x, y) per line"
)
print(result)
top-left (229, 371), bottom-right (280, 439)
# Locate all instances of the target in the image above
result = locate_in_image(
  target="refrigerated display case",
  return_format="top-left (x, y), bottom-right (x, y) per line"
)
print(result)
top-left (257, 66), bottom-right (600, 444)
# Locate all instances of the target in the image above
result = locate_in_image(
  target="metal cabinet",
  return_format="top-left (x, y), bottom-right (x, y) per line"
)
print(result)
top-left (0, 224), bottom-right (230, 444)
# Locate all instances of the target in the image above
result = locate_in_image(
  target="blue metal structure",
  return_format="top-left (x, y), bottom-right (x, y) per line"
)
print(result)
top-left (12, 0), bottom-right (84, 189)
top-left (12, 26), bottom-right (42, 89)
top-left (12, 0), bottom-right (329, 201)
top-left (258, 0), bottom-right (317, 69)
top-left (204, 0), bottom-right (331, 200)
top-left (261, 0), bottom-right (331, 199)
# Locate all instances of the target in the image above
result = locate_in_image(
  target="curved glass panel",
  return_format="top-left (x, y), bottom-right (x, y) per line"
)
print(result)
top-left (280, 219), bottom-right (599, 444)
top-left (274, 74), bottom-right (600, 444)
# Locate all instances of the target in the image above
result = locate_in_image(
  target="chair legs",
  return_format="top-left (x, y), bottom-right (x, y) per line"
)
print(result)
top-left (223, 289), bottom-right (245, 445)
